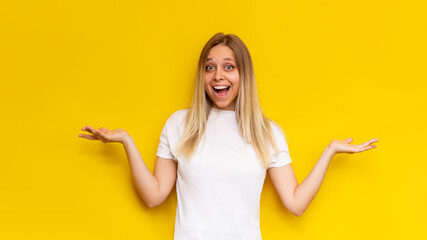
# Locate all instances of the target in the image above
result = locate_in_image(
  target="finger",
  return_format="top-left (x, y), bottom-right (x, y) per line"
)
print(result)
top-left (94, 130), bottom-right (109, 142)
top-left (78, 134), bottom-right (99, 140)
top-left (86, 128), bottom-right (105, 140)
top-left (99, 127), bottom-right (109, 133)
top-left (82, 125), bottom-right (96, 134)
top-left (360, 145), bottom-right (377, 152)
top-left (342, 138), bottom-right (353, 144)
top-left (359, 138), bottom-right (379, 148)
top-left (81, 125), bottom-right (92, 131)
top-left (81, 127), bottom-right (109, 142)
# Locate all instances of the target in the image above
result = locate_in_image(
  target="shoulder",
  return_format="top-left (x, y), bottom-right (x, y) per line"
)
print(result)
top-left (165, 108), bottom-right (189, 126)
top-left (268, 119), bottom-right (289, 143)
top-left (268, 119), bottom-right (284, 134)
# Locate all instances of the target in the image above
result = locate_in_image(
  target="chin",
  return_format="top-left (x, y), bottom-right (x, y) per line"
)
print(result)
top-left (214, 102), bottom-right (233, 110)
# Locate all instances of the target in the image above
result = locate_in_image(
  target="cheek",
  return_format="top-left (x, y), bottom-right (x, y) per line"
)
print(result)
top-left (204, 82), bottom-right (212, 94)
top-left (203, 76), bottom-right (209, 88)
top-left (230, 73), bottom-right (240, 86)
top-left (204, 73), bottom-right (211, 86)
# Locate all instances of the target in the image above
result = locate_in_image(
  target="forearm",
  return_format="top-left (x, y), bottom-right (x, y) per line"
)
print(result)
top-left (122, 136), bottom-right (160, 207)
top-left (293, 145), bottom-right (336, 215)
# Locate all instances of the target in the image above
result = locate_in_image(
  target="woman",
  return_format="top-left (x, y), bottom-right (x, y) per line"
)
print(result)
top-left (79, 32), bottom-right (379, 239)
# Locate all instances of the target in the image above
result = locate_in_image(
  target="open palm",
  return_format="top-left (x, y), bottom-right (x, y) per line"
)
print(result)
top-left (330, 138), bottom-right (379, 154)
top-left (78, 125), bottom-right (129, 143)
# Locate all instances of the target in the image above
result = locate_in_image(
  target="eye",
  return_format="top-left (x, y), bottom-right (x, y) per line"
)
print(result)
top-left (206, 65), bottom-right (214, 71)
top-left (225, 65), bottom-right (235, 70)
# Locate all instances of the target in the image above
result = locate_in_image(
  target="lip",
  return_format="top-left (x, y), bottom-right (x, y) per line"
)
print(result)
top-left (212, 85), bottom-right (231, 99)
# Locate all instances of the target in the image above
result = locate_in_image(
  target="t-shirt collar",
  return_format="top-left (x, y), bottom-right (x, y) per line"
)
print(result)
top-left (210, 107), bottom-right (236, 118)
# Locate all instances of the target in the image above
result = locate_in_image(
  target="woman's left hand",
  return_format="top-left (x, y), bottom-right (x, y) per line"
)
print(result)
top-left (329, 138), bottom-right (379, 154)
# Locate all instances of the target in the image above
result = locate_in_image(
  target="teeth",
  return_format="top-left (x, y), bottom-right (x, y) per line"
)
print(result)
top-left (213, 86), bottom-right (229, 90)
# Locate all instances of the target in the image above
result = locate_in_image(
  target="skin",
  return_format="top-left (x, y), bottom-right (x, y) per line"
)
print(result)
top-left (79, 127), bottom-right (176, 208)
top-left (204, 45), bottom-right (240, 111)
top-left (78, 45), bottom-right (379, 214)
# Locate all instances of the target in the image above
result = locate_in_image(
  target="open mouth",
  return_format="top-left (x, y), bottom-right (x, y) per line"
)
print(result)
top-left (213, 85), bottom-right (230, 98)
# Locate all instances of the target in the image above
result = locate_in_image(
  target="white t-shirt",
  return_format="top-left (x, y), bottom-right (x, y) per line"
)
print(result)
top-left (156, 107), bottom-right (292, 240)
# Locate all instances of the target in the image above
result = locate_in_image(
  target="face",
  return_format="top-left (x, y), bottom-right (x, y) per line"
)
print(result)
top-left (204, 45), bottom-right (240, 111)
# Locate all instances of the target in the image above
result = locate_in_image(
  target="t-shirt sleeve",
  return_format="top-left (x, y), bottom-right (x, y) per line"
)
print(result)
top-left (268, 121), bottom-right (292, 168)
top-left (156, 109), bottom-right (187, 162)
top-left (156, 117), bottom-right (175, 160)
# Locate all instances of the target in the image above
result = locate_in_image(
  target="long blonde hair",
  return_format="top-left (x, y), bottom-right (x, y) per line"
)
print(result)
top-left (177, 32), bottom-right (279, 169)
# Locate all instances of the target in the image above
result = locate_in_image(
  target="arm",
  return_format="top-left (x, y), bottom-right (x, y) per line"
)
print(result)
top-left (123, 136), bottom-right (177, 208)
top-left (79, 125), bottom-right (177, 208)
top-left (268, 138), bottom-right (379, 217)
top-left (268, 145), bottom-right (334, 216)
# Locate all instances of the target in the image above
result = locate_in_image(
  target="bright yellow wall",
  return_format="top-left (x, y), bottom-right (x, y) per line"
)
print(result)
top-left (1, 0), bottom-right (426, 239)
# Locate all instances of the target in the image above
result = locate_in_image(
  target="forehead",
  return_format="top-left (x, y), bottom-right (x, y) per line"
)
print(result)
top-left (206, 45), bottom-right (235, 61)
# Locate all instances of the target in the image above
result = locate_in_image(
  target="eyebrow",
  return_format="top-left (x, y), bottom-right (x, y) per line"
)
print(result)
top-left (206, 58), bottom-right (235, 62)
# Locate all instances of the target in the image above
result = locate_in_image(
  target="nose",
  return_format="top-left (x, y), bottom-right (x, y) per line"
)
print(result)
top-left (214, 68), bottom-right (225, 81)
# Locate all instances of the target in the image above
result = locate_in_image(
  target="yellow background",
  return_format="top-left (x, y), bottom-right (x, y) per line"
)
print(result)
top-left (1, 0), bottom-right (426, 239)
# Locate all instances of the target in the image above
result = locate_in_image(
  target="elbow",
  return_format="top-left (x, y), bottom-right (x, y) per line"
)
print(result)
top-left (147, 202), bottom-right (158, 208)
top-left (138, 190), bottom-right (164, 208)
top-left (293, 210), bottom-right (304, 217)
top-left (282, 201), bottom-right (305, 217)
top-left (146, 201), bottom-right (161, 208)
top-left (145, 196), bottom-right (166, 208)
top-left (146, 199), bottom-right (163, 208)
top-left (291, 207), bottom-right (305, 217)
top-left (284, 202), bottom-right (305, 217)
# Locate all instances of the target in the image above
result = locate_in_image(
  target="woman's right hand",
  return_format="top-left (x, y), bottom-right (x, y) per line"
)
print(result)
top-left (78, 125), bottom-right (130, 144)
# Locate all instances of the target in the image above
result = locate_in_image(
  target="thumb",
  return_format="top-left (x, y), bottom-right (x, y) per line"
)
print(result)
top-left (342, 138), bottom-right (353, 144)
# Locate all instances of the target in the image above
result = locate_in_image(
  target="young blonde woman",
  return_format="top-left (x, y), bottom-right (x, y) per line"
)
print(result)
top-left (79, 32), bottom-right (379, 240)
